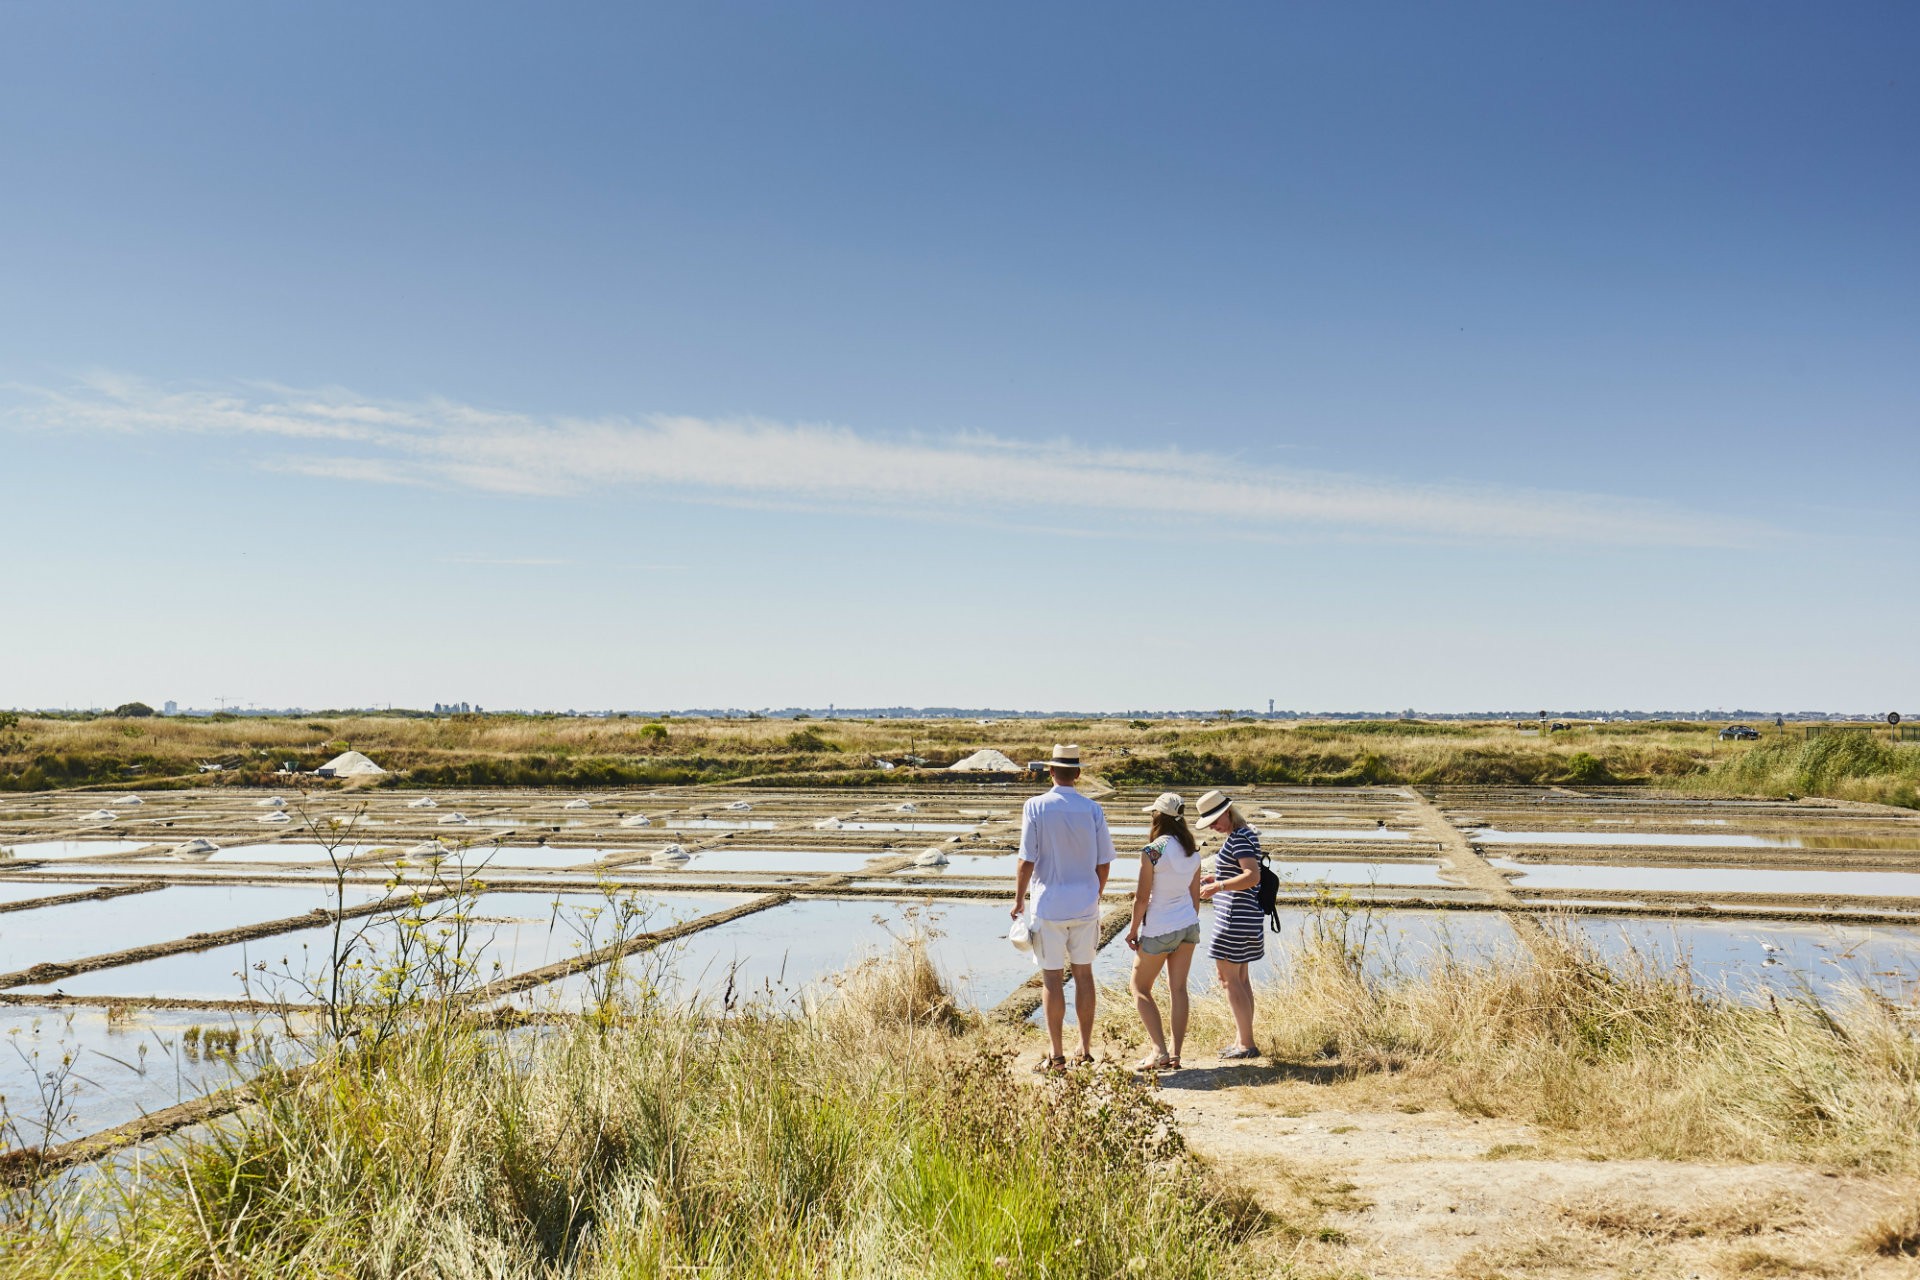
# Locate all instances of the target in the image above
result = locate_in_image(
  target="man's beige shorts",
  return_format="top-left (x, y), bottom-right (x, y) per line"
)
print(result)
top-left (1032, 911), bottom-right (1101, 970)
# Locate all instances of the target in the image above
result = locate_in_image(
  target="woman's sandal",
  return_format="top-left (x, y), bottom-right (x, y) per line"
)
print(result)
top-left (1033, 1054), bottom-right (1067, 1076)
top-left (1068, 1052), bottom-right (1097, 1069)
top-left (1133, 1052), bottom-right (1173, 1073)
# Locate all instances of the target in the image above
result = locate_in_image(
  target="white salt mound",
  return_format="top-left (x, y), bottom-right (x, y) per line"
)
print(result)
top-left (258, 797), bottom-right (287, 809)
top-left (652, 844), bottom-right (691, 864)
top-left (83, 809), bottom-right (118, 821)
top-left (620, 814), bottom-right (653, 828)
top-left (169, 838), bottom-right (219, 861)
top-left (725, 801), bottom-right (753, 811)
top-left (118, 795), bottom-right (144, 805)
top-left (913, 846), bottom-right (950, 867)
top-left (257, 812), bottom-right (290, 825)
top-left (439, 813), bottom-right (471, 825)
top-left (947, 749), bottom-right (1021, 773)
top-left (563, 798), bottom-right (592, 810)
top-left (318, 750), bottom-right (386, 778)
top-left (407, 797), bottom-right (439, 809)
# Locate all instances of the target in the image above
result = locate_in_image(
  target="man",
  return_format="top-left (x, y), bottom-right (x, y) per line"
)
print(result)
top-left (1011, 743), bottom-right (1115, 1071)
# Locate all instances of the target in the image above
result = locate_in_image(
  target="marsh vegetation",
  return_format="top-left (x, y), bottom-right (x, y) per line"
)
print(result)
top-left (6, 713), bottom-right (1913, 809)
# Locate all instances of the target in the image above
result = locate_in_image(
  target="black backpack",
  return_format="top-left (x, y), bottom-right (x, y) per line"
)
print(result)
top-left (1254, 846), bottom-right (1283, 933)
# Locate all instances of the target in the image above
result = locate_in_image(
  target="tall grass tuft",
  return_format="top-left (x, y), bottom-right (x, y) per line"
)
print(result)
top-left (1696, 731), bottom-right (1920, 809)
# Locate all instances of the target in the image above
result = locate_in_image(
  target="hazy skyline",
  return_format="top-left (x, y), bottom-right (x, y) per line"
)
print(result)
top-left (3, 4), bottom-right (1913, 712)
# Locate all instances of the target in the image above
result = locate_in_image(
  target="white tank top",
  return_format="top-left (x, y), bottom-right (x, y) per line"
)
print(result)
top-left (1140, 834), bottom-right (1203, 936)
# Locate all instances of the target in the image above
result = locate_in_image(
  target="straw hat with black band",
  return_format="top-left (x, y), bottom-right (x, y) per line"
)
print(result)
top-left (1045, 743), bottom-right (1082, 769)
top-left (1193, 789), bottom-right (1237, 828)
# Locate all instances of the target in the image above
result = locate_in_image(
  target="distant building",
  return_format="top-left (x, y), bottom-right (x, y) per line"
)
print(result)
top-left (162, 700), bottom-right (178, 716)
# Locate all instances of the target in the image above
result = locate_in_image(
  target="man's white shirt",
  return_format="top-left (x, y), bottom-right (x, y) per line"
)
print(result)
top-left (1019, 785), bottom-right (1116, 920)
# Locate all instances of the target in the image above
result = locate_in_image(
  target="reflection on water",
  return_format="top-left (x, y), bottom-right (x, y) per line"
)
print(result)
top-left (1567, 916), bottom-right (1920, 1002)
top-left (665, 820), bottom-right (780, 831)
top-left (0, 884), bottom-right (392, 975)
top-left (518, 898), bottom-right (1042, 1013)
top-left (1492, 858), bottom-right (1920, 898)
top-left (1472, 827), bottom-right (1920, 852)
top-left (831, 822), bottom-right (980, 833)
top-left (0, 1005), bottom-right (270, 1145)
top-left (3, 841), bottom-right (152, 860)
top-left (14, 891), bottom-right (749, 1001)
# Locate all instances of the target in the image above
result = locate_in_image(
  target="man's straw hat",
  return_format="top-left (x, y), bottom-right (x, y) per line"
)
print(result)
top-left (1046, 743), bottom-right (1083, 768)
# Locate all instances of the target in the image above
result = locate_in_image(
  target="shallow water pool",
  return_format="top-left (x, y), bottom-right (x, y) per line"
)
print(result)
top-left (0, 883), bottom-right (394, 979)
top-left (0, 1005), bottom-right (272, 1145)
top-left (1491, 859), bottom-right (1920, 898)
top-left (13, 891), bottom-right (752, 1001)
top-left (518, 898), bottom-right (1048, 1014)
top-left (1567, 916), bottom-right (1920, 1002)
top-left (2, 841), bottom-right (153, 860)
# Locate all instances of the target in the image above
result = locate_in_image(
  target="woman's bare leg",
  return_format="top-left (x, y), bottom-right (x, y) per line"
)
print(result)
top-left (1166, 943), bottom-right (1196, 1061)
top-left (1216, 959), bottom-right (1256, 1050)
top-left (1130, 950), bottom-right (1171, 1058)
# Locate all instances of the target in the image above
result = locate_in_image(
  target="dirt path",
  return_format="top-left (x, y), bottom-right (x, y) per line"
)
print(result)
top-left (1157, 1068), bottom-right (1920, 1278)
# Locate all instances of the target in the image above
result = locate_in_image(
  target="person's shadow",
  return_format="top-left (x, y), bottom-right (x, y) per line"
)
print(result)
top-left (1150, 1060), bottom-right (1342, 1090)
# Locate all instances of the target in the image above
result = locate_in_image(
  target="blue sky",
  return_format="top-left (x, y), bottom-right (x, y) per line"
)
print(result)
top-left (2, 2), bottom-right (1913, 713)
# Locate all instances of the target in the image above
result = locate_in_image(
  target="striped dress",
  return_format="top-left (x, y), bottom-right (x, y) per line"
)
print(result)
top-left (1207, 824), bottom-right (1266, 964)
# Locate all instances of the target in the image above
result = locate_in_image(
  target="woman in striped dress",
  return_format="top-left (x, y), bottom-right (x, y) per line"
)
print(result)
top-left (1194, 789), bottom-right (1263, 1060)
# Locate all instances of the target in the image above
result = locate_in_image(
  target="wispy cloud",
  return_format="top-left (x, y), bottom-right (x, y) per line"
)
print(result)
top-left (436, 556), bottom-right (573, 567)
top-left (5, 374), bottom-right (1762, 547)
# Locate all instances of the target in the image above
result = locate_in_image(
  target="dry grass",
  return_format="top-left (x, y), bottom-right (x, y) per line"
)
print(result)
top-left (2, 944), bottom-right (1286, 1278)
top-left (1145, 902), bottom-right (1920, 1172)
top-left (1559, 1189), bottom-right (1806, 1240)
top-left (2, 711), bottom-right (1824, 797)
top-left (1863, 1201), bottom-right (1920, 1257)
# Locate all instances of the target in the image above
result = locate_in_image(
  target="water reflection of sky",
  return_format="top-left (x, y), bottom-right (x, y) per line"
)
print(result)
top-left (1492, 858), bottom-right (1920, 898)
top-left (1565, 916), bottom-right (1920, 1003)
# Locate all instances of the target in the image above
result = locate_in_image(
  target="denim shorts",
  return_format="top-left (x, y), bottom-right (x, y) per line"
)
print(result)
top-left (1140, 921), bottom-right (1201, 955)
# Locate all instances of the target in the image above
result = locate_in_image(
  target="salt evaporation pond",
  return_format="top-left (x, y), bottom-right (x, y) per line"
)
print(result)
top-left (0, 884), bottom-right (395, 977)
top-left (0, 881), bottom-right (100, 906)
top-left (1491, 859), bottom-right (1920, 898)
top-left (830, 822), bottom-right (980, 833)
top-left (14, 891), bottom-right (752, 1001)
top-left (1566, 916), bottom-right (1920, 1002)
top-left (1111, 825), bottom-right (1414, 842)
top-left (0, 1005), bottom-right (269, 1145)
top-left (1050, 905), bottom-right (1525, 1027)
top-left (519, 898), bottom-right (1044, 1013)
top-left (641, 849), bottom-right (889, 875)
top-left (1470, 828), bottom-right (1920, 851)
top-left (664, 820), bottom-right (780, 831)
top-left (2, 841), bottom-right (153, 860)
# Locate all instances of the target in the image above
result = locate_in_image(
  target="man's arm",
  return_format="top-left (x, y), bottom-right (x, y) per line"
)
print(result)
top-left (1012, 859), bottom-right (1034, 919)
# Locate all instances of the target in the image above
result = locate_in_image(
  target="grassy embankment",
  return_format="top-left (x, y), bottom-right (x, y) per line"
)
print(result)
top-left (8, 713), bottom-right (1913, 806)
top-left (1161, 899), bottom-right (1920, 1177)
top-left (1, 944), bottom-right (1273, 1279)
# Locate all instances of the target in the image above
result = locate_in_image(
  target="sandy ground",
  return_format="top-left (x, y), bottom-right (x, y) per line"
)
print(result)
top-left (1144, 1063), bottom-right (1920, 1279)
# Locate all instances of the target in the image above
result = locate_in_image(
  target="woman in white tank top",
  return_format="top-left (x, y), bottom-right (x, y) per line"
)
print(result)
top-left (1124, 792), bottom-right (1205, 1071)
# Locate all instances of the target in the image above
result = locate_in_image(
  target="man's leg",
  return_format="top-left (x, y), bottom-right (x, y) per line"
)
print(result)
top-left (1041, 968), bottom-right (1067, 1059)
top-left (1070, 962), bottom-right (1096, 1057)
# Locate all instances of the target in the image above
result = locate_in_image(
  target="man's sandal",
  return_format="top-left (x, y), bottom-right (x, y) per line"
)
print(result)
top-left (1068, 1052), bottom-right (1096, 1069)
top-left (1033, 1054), bottom-right (1067, 1076)
top-left (1133, 1052), bottom-right (1173, 1073)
